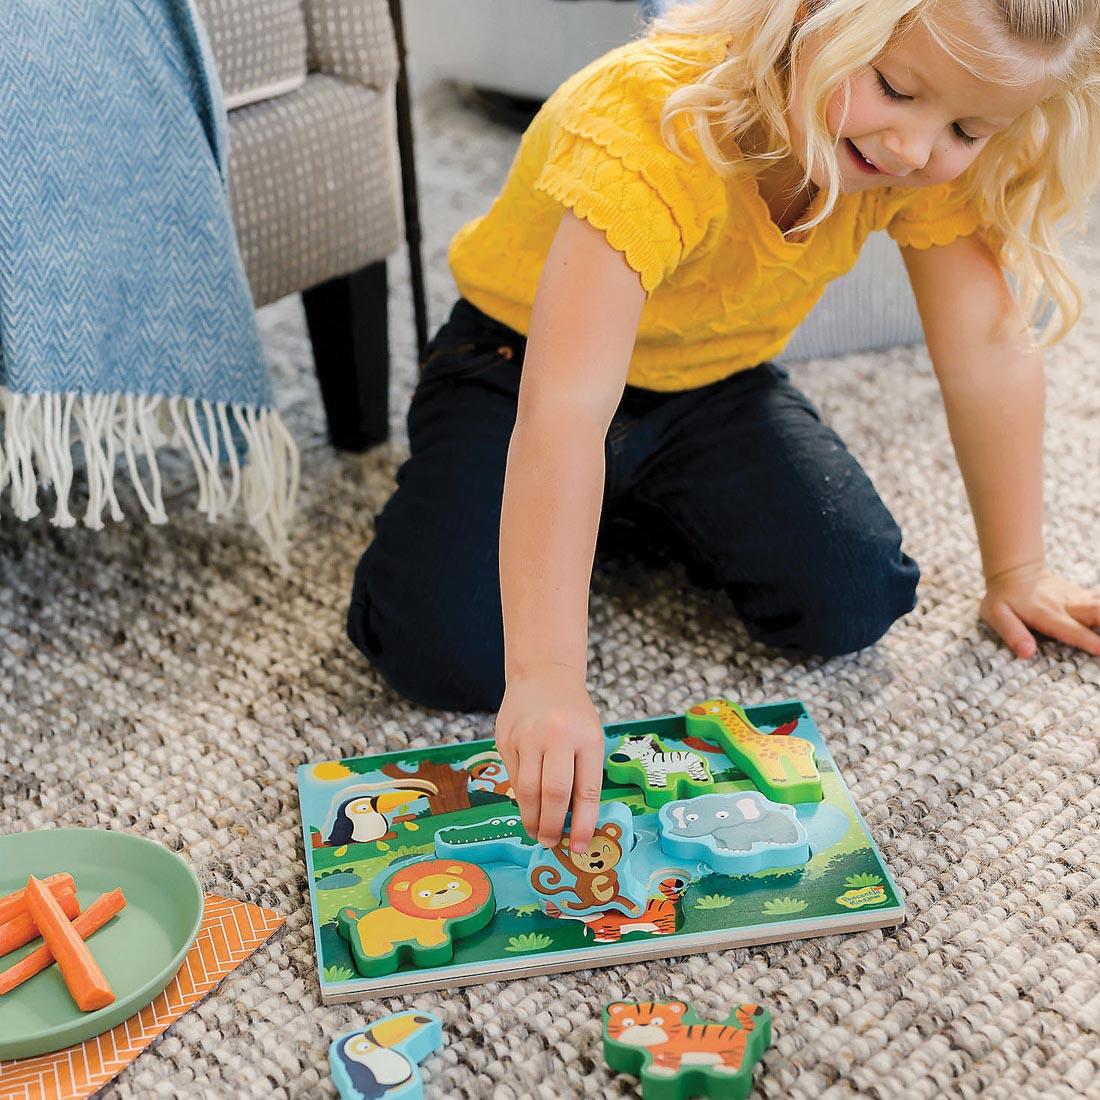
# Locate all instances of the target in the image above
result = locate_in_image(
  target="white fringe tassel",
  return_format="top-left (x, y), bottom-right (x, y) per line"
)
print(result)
top-left (0, 387), bottom-right (299, 562)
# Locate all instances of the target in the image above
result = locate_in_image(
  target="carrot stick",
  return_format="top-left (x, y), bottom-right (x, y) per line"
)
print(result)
top-left (0, 888), bottom-right (125, 997)
top-left (0, 887), bottom-right (80, 957)
top-left (21, 877), bottom-right (116, 1010)
top-left (0, 873), bottom-right (76, 924)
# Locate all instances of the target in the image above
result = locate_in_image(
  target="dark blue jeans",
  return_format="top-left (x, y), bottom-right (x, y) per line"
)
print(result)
top-left (348, 299), bottom-right (919, 711)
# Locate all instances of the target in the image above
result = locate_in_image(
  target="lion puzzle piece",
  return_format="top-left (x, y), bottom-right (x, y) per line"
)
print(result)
top-left (603, 1000), bottom-right (771, 1100)
top-left (658, 791), bottom-right (811, 874)
top-left (606, 733), bottom-right (715, 809)
top-left (338, 859), bottom-right (495, 978)
top-left (686, 698), bottom-right (822, 804)
top-left (329, 1010), bottom-right (443, 1100)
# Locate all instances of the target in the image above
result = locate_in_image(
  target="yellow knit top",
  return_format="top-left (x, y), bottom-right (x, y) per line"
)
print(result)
top-left (448, 33), bottom-right (989, 391)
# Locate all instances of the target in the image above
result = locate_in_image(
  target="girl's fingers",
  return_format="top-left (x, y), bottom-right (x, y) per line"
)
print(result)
top-left (1040, 611), bottom-right (1100, 656)
top-left (514, 750), bottom-right (544, 842)
top-left (984, 600), bottom-right (1036, 658)
top-left (1066, 595), bottom-right (1100, 631)
top-left (537, 746), bottom-right (575, 849)
top-left (568, 744), bottom-right (605, 856)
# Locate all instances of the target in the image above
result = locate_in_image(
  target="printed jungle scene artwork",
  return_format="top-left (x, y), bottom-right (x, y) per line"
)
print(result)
top-left (297, 699), bottom-right (904, 1000)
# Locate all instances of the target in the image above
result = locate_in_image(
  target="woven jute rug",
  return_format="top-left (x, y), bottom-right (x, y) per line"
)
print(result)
top-left (1, 83), bottom-right (1097, 1099)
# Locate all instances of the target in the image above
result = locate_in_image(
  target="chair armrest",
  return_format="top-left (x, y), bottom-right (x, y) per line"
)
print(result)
top-left (303, 0), bottom-right (398, 90)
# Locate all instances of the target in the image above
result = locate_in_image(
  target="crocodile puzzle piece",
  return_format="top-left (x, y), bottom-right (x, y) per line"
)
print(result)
top-left (434, 814), bottom-right (536, 863)
top-left (658, 791), bottom-right (811, 874)
top-left (686, 698), bottom-right (822, 804)
top-left (603, 999), bottom-right (771, 1100)
top-left (606, 733), bottom-right (715, 808)
top-left (329, 1010), bottom-right (443, 1100)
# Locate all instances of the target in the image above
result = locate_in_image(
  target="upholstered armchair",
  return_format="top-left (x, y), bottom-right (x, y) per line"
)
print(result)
top-left (194, 0), bottom-right (427, 449)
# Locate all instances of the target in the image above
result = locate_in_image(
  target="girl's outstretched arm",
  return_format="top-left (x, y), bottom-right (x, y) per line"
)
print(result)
top-left (496, 210), bottom-right (646, 854)
top-left (902, 235), bottom-right (1100, 658)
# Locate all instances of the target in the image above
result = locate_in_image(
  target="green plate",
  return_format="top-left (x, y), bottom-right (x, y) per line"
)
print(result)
top-left (0, 828), bottom-right (203, 1060)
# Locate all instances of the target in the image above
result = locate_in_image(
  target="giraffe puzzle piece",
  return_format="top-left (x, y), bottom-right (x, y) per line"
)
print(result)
top-left (434, 801), bottom-right (648, 919)
top-left (658, 791), bottom-right (811, 874)
top-left (606, 733), bottom-right (715, 809)
top-left (337, 859), bottom-right (495, 978)
top-left (329, 1010), bottom-right (443, 1100)
top-left (603, 1000), bottom-right (771, 1100)
top-left (686, 699), bottom-right (822, 804)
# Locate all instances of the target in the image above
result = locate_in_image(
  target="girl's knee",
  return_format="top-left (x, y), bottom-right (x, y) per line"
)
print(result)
top-left (738, 543), bottom-right (920, 658)
top-left (347, 547), bottom-right (505, 712)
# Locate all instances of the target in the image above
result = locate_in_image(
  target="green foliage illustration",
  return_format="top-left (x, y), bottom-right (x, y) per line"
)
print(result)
top-left (762, 896), bottom-right (809, 916)
top-left (695, 894), bottom-right (735, 910)
top-left (844, 873), bottom-right (883, 889)
top-left (505, 933), bottom-right (555, 953)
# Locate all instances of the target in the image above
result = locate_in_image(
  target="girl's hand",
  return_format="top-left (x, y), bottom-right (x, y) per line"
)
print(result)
top-left (981, 562), bottom-right (1100, 658)
top-left (495, 670), bottom-right (606, 855)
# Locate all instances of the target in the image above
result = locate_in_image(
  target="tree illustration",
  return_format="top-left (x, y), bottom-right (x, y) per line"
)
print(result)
top-left (381, 760), bottom-right (471, 815)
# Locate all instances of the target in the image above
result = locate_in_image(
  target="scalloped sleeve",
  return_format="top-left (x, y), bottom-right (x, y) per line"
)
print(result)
top-left (532, 63), bottom-right (725, 294)
top-left (884, 178), bottom-right (986, 250)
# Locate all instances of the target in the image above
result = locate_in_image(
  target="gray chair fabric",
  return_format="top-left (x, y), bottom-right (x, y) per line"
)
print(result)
top-left (194, 0), bottom-right (404, 308)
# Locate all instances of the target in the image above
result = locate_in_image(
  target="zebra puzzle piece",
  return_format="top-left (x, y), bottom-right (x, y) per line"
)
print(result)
top-left (337, 860), bottom-right (495, 978)
top-left (606, 733), bottom-right (715, 809)
top-left (658, 791), bottom-right (810, 874)
top-left (329, 1010), bottom-right (443, 1100)
top-left (686, 699), bottom-right (822, 804)
top-left (603, 1000), bottom-right (771, 1100)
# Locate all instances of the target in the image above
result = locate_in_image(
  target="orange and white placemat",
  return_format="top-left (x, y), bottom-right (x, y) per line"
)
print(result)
top-left (0, 895), bottom-right (284, 1100)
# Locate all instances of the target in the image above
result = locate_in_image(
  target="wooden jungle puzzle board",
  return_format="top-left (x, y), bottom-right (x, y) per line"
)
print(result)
top-left (297, 699), bottom-right (905, 1003)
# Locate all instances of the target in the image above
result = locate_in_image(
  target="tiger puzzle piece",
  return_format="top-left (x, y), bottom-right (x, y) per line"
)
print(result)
top-left (603, 1000), bottom-right (771, 1100)
top-left (528, 801), bottom-right (649, 919)
top-left (337, 860), bottom-right (495, 978)
top-left (329, 1010), bottom-right (443, 1100)
top-left (658, 792), bottom-right (811, 875)
top-left (686, 699), bottom-right (822, 804)
top-left (606, 733), bottom-right (715, 809)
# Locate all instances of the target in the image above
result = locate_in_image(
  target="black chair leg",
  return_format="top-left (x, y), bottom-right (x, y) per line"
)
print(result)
top-left (302, 261), bottom-right (389, 452)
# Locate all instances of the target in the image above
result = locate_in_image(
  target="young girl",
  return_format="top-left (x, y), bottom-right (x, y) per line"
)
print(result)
top-left (349, 0), bottom-right (1100, 854)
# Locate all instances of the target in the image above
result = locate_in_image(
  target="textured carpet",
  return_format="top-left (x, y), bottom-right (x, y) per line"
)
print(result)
top-left (1, 82), bottom-right (1098, 1099)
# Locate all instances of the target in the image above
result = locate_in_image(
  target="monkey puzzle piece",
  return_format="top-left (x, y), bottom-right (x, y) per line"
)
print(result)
top-left (337, 860), bottom-right (495, 978)
top-left (329, 1010), bottom-right (443, 1100)
top-left (528, 801), bottom-right (648, 919)
top-left (434, 814), bottom-right (536, 863)
top-left (603, 1000), bottom-right (771, 1100)
top-left (658, 792), bottom-right (810, 875)
top-left (434, 803), bottom-right (648, 920)
top-left (605, 733), bottom-right (715, 809)
top-left (686, 699), bottom-right (822, 804)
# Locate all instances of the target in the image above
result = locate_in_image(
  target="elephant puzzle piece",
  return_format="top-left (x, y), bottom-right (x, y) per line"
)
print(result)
top-left (338, 860), bottom-right (495, 978)
top-left (606, 733), bottom-right (715, 808)
top-left (687, 699), bottom-right (822, 804)
top-left (329, 1010), bottom-right (443, 1100)
top-left (603, 1000), bottom-right (771, 1100)
top-left (658, 791), bottom-right (810, 874)
top-left (433, 801), bottom-right (648, 919)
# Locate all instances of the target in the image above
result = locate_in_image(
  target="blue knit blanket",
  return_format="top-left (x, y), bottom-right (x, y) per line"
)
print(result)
top-left (0, 0), bottom-right (297, 553)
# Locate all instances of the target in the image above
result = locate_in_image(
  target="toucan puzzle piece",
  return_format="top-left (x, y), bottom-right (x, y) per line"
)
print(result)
top-left (658, 791), bottom-right (811, 875)
top-left (606, 733), bottom-right (715, 809)
top-left (603, 1000), bottom-right (772, 1100)
top-left (329, 1010), bottom-right (443, 1100)
top-left (686, 699), bottom-right (822, 804)
top-left (338, 860), bottom-right (495, 978)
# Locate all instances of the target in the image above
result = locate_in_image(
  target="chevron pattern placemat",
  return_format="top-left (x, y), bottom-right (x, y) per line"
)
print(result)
top-left (0, 896), bottom-right (284, 1100)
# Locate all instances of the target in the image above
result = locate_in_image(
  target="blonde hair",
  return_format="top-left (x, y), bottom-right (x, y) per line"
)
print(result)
top-left (650, 0), bottom-right (1100, 344)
